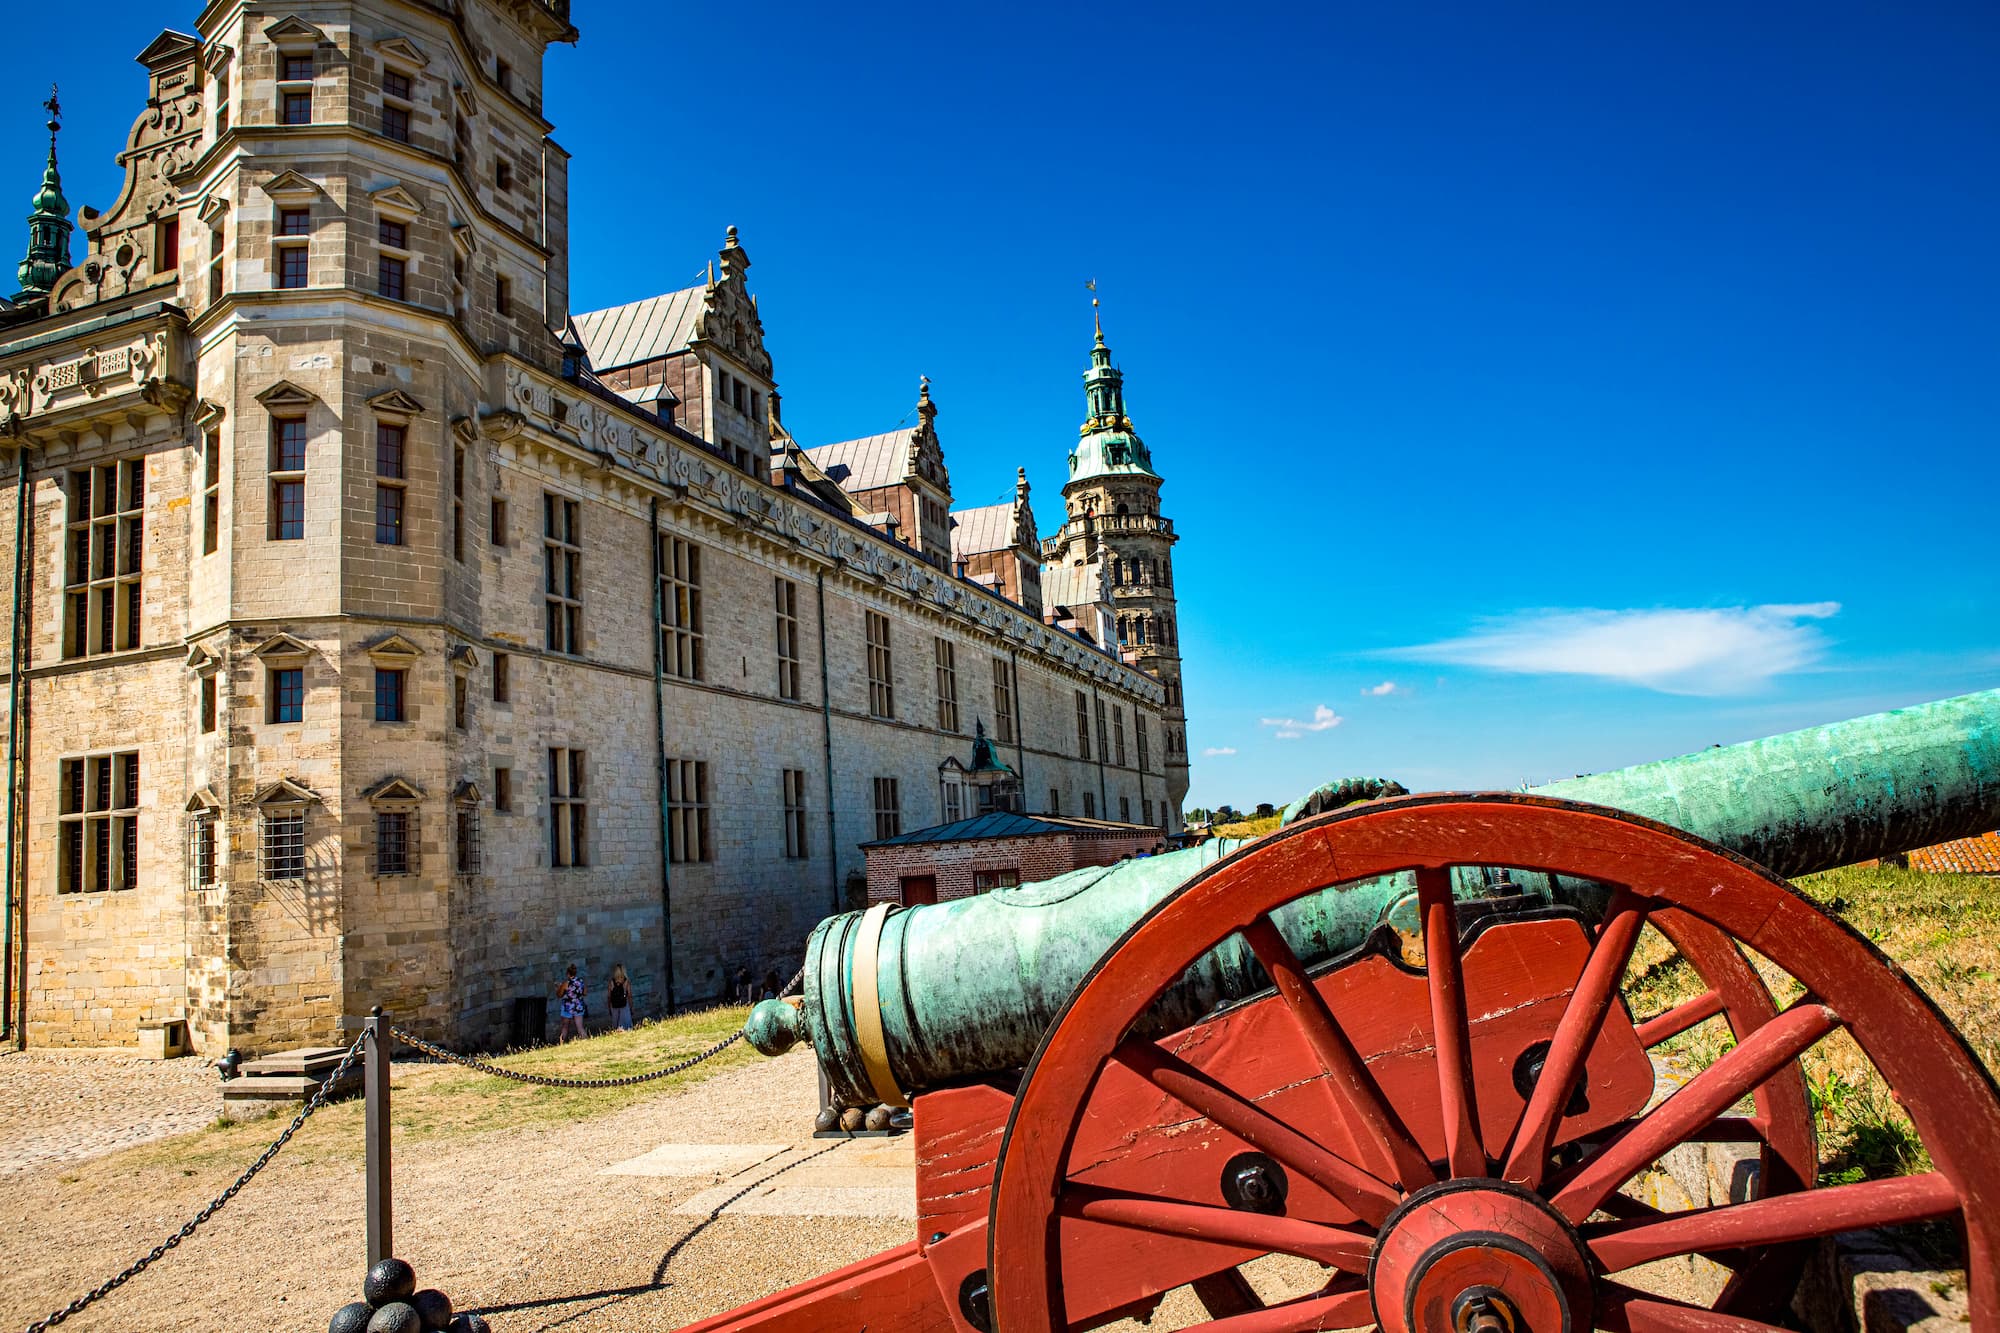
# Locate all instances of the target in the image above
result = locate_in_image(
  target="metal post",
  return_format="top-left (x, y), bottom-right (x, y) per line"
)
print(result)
top-left (364, 1006), bottom-right (393, 1266)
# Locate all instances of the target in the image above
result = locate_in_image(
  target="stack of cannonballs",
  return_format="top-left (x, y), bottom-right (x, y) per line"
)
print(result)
top-left (327, 1258), bottom-right (492, 1333)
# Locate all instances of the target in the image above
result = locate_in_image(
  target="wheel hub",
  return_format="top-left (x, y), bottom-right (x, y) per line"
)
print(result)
top-left (1369, 1180), bottom-right (1593, 1333)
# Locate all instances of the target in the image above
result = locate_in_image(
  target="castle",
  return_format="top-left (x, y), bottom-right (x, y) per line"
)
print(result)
top-left (0, 0), bottom-right (1187, 1054)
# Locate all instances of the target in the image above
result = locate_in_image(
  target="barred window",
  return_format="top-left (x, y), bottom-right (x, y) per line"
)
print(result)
top-left (865, 611), bottom-right (894, 718)
top-left (62, 459), bottom-right (144, 658)
top-left (374, 668), bottom-right (406, 722)
top-left (991, 657), bottom-right (1016, 744)
top-left (1113, 705), bottom-right (1127, 767)
top-left (375, 422), bottom-right (405, 545)
top-left (376, 810), bottom-right (413, 875)
top-left (934, 637), bottom-right (958, 733)
top-left (188, 813), bottom-right (217, 890)
top-left (774, 577), bottom-right (800, 700)
top-left (659, 535), bottom-right (703, 680)
top-left (270, 417), bottom-right (306, 540)
top-left (1075, 690), bottom-right (1091, 760)
top-left (268, 666), bottom-right (304, 723)
top-left (543, 493), bottom-right (581, 654)
top-left (873, 776), bottom-right (901, 841)
top-left (455, 804), bottom-right (482, 875)
top-left (548, 747), bottom-right (587, 867)
top-left (667, 758), bottom-right (710, 864)
top-left (58, 752), bottom-right (139, 893)
top-left (782, 768), bottom-right (808, 859)
top-left (261, 807), bottom-right (306, 881)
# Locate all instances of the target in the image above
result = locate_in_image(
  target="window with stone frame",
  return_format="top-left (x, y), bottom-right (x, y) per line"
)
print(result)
top-left (377, 217), bottom-right (408, 301)
top-left (1120, 796), bottom-right (1131, 823)
top-left (375, 421), bottom-right (406, 544)
top-left (1143, 798), bottom-right (1154, 828)
top-left (59, 752), bottom-right (139, 894)
top-left (1095, 697), bottom-right (1110, 762)
top-left (1083, 791), bottom-right (1097, 820)
top-left (548, 747), bottom-right (587, 867)
top-left (202, 427), bottom-right (220, 554)
top-left (188, 809), bottom-right (218, 890)
top-left (270, 416), bottom-right (307, 540)
top-left (375, 809), bottom-right (415, 875)
top-left (214, 69), bottom-right (230, 136)
top-left (872, 776), bottom-right (901, 841)
top-left (774, 577), bottom-right (801, 700)
top-left (199, 672), bottom-right (217, 733)
top-left (492, 652), bottom-right (510, 703)
top-left (455, 798), bottom-right (482, 876)
top-left (782, 768), bottom-right (808, 860)
top-left (494, 274), bottom-right (512, 316)
top-left (490, 496), bottom-right (508, 547)
top-left (207, 218), bottom-right (225, 303)
top-left (1049, 787), bottom-right (1060, 816)
top-left (543, 493), bottom-right (581, 654)
top-left (666, 758), bottom-right (709, 864)
top-left (452, 444), bottom-right (465, 562)
top-left (1113, 705), bottom-right (1127, 767)
top-left (934, 637), bottom-right (959, 733)
top-left (275, 208), bottom-right (310, 288)
top-left (1136, 714), bottom-right (1150, 772)
top-left (381, 67), bottom-right (413, 143)
top-left (495, 157), bottom-right (512, 192)
top-left (279, 54), bottom-right (313, 124)
top-left (260, 805), bottom-right (306, 882)
top-left (942, 776), bottom-right (963, 825)
top-left (865, 612), bottom-right (894, 719)
top-left (991, 656), bottom-right (1016, 744)
top-left (453, 673), bottom-right (468, 730)
top-left (374, 668), bottom-right (406, 722)
top-left (493, 765), bottom-right (512, 813)
top-left (658, 534), bottom-right (703, 680)
top-left (973, 868), bottom-right (1020, 892)
top-left (268, 666), bottom-right (304, 723)
top-left (1074, 690), bottom-right (1091, 760)
top-left (62, 458), bottom-right (143, 658)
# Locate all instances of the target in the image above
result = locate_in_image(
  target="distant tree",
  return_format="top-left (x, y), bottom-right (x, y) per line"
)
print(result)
top-left (1185, 806), bottom-right (1214, 824)
top-left (1253, 802), bottom-right (1276, 819)
top-left (1212, 805), bottom-right (1240, 824)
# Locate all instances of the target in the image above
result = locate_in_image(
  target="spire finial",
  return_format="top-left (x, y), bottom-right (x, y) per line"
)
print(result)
top-left (1087, 277), bottom-right (1103, 343)
top-left (43, 84), bottom-right (61, 159)
top-left (916, 374), bottom-right (937, 426)
top-left (17, 83), bottom-right (74, 299)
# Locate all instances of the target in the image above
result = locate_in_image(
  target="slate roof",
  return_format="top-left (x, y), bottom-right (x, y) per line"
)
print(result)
top-left (1907, 832), bottom-right (2000, 875)
top-left (572, 286), bottom-right (707, 372)
top-left (863, 811), bottom-right (1156, 848)
top-left (950, 502), bottom-right (1016, 559)
top-left (1040, 558), bottom-right (1103, 612)
top-left (803, 430), bottom-right (915, 493)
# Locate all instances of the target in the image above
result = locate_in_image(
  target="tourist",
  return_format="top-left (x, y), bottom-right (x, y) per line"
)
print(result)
top-left (761, 970), bottom-right (781, 1001)
top-left (607, 963), bottom-right (634, 1031)
top-left (556, 963), bottom-right (587, 1042)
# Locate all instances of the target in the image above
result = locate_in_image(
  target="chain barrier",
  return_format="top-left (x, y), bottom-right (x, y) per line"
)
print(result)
top-left (22, 1031), bottom-right (370, 1333)
top-left (387, 965), bottom-right (803, 1090)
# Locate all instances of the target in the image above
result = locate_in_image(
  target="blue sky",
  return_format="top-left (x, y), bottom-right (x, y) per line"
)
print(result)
top-left (10, 2), bottom-right (1997, 810)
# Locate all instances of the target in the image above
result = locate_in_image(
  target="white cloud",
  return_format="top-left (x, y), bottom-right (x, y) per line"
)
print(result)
top-left (1201, 746), bottom-right (1238, 757)
top-left (1393, 603), bottom-right (1840, 696)
top-left (1260, 704), bottom-right (1343, 740)
top-left (1363, 681), bottom-right (1401, 696)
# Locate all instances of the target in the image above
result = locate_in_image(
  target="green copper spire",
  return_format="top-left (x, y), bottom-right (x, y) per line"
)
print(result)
top-left (1069, 287), bottom-right (1156, 481)
top-left (17, 86), bottom-right (74, 299)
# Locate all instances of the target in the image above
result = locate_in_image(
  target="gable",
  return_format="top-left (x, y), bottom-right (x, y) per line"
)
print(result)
top-left (368, 388), bottom-right (425, 417)
top-left (253, 777), bottom-right (319, 806)
top-left (263, 15), bottom-right (327, 47)
top-left (250, 632), bottom-right (313, 661)
top-left (370, 183), bottom-right (424, 215)
top-left (136, 30), bottom-right (203, 71)
top-left (376, 36), bottom-right (430, 69)
top-left (363, 777), bottom-right (424, 803)
top-left (262, 171), bottom-right (320, 204)
top-left (255, 380), bottom-right (317, 408)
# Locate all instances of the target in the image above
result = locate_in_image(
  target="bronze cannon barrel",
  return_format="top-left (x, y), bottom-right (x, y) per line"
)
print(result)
top-left (749, 688), bottom-right (2000, 1107)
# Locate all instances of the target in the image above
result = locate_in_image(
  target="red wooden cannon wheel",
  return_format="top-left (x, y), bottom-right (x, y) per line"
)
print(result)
top-left (986, 793), bottom-right (2000, 1332)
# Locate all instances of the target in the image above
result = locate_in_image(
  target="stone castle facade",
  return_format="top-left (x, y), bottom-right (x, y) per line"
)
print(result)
top-left (0, 0), bottom-right (1189, 1054)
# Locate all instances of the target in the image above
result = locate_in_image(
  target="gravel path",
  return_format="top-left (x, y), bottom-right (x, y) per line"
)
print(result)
top-left (0, 1049), bottom-right (223, 1178)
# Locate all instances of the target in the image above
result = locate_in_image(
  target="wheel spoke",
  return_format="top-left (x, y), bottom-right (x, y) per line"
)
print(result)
top-left (1194, 1280), bottom-right (1373, 1333)
top-left (1549, 1001), bottom-right (1840, 1222)
top-left (1113, 1037), bottom-right (1402, 1226)
top-left (1596, 1281), bottom-right (1795, 1332)
top-left (1634, 988), bottom-right (1726, 1047)
top-left (1585, 1171), bottom-right (1959, 1272)
top-left (1502, 888), bottom-right (1648, 1188)
top-left (1418, 866), bottom-right (1485, 1178)
top-left (1061, 1183), bottom-right (1374, 1271)
top-left (1241, 913), bottom-right (1435, 1190)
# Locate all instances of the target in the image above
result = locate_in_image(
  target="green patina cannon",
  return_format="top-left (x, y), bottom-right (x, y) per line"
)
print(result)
top-left (698, 687), bottom-right (2000, 1333)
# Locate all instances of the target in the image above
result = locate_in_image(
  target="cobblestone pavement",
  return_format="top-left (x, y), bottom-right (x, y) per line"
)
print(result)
top-left (0, 1048), bottom-right (221, 1177)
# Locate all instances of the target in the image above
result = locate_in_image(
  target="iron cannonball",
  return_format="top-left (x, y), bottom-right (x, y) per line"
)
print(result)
top-left (449, 1315), bottom-right (492, 1333)
top-left (411, 1289), bottom-right (454, 1330)
top-left (329, 1302), bottom-right (374, 1333)
top-left (365, 1302), bottom-right (423, 1333)
top-left (813, 1106), bottom-right (839, 1133)
top-left (838, 1106), bottom-right (865, 1132)
top-left (364, 1258), bottom-right (418, 1306)
top-left (864, 1105), bottom-right (892, 1131)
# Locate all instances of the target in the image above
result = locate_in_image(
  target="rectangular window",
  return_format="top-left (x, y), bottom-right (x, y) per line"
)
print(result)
top-left (490, 496), bottom-right (508, 546)
top-left (494, 274), bottom-right (512, 315)
top-left (62, 459), bottom-right (144, 658)
top-left (261, 808), bottom-right (306, 881)
top-left (281, 90), bottom-right (312, 124)
top-left (495, 59), bottom-right (513, 92)
top-left (548, 747), bottom-right (587, 867)
top-left (270, 417), bottom-right (306, 539)
top-left (659, 535), bottom-right (703, 680)
top-left (1083, 791), bottom-right (1096, 819)
top-left (58, 752), bottom-right (139, 893)
top-left (376, 811), bottom-right (412, 875)
top-left (277, 244), bottom-right (309, 289)
top-left (865, 611), bottom-right (894, 719)
top-left (282, 54), bottom-right (314, 81)
top-left (1137, 716), bottom-right (1150, 772)
top-left (189, 813), bottom-right (217, 890)
top-left (493, 765), bottom-right (512, 813)
top-left (207, 221), bottom-right (225, 302)
top-left (455, 804), bottom-right (482, 875)
top-left (381, 69), bottom-right (412, 142)
top-left (543, 493), bottom-right (581, 654)
top-left (452, 444), bottom-right (465, 562)
top-left (374, 668), bottom-right (406, 722)
top-left (1113, 705), bottom-right (1127, 767)
top-left (215, 73), bottom-right (230, 136)
top-left (1120, 796), bottom-right (1131, 824)
top-left (1142, 798), bottom-right (1154, 828)
top-left (934, 637), bottom-right (959, 732)
top-left (666, 758), bottom-right (710, 864)
top-left (873, 776), bottom-right (901, 841)
top-left (973, 869), bottom-right (1021, 893)
top-left (374, 422), bottom-right (405, 545)
top-left (782, 768), bottom-right (808, 859)
top-left (199, 674), bottom-right (216, 733)
top-left (775, 577), bottom-right (800, 701)
top-left (383, 69), bottom-right (412, 102)
top-left (1095, 698), bottom-right (1110, 764)
top-left (1049, 787), bottom-right (1060, 815)
top-left (495, 158), bottom-right (512, 191)
top-left (453, 674), bottom-right (467, 730)
top-left (268, 666), bottom-right (303, 723)
top-left (202, 428), bottom-right (220, 554)
top-left (278, 208), bottom-right (310, 237)
top-left (943, 780), bottom-right (963, 824)
top-left (377, 254), bottom-right (405, 301)
top-left (1075, 690), bottom-right (1092, 760)
top-left (156, 217), bottom-right (180, 271)
top-left (492, 652), bottom-right (510, 703)
top-left (992, 657), bottom-right (1016, 744)
top-left (380, 218), bottom-right (406, 248)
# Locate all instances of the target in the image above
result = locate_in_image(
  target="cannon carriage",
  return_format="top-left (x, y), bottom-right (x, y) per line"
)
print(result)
top-left (688, 689), bottom-right (2000, 1333)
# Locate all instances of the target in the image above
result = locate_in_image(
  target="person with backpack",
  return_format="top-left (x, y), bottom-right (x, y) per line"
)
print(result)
top-left (607, 963), bottom-right (634, 1030)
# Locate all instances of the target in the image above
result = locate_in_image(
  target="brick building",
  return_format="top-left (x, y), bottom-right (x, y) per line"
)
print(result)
top-left (0, 0), bottom-right (1191, 1053)
top-left (863, 812), bottom-right (1162, 907)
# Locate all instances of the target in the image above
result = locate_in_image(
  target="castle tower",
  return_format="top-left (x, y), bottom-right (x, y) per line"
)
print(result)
top-left (1044, 302), bottom-right (1189, 824)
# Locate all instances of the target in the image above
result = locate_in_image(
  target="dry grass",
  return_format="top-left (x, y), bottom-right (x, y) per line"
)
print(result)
top-left (1212, 814), bottom-right (1283, 840)
top-left (1621, 863), bottom-right (2000, 1186)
